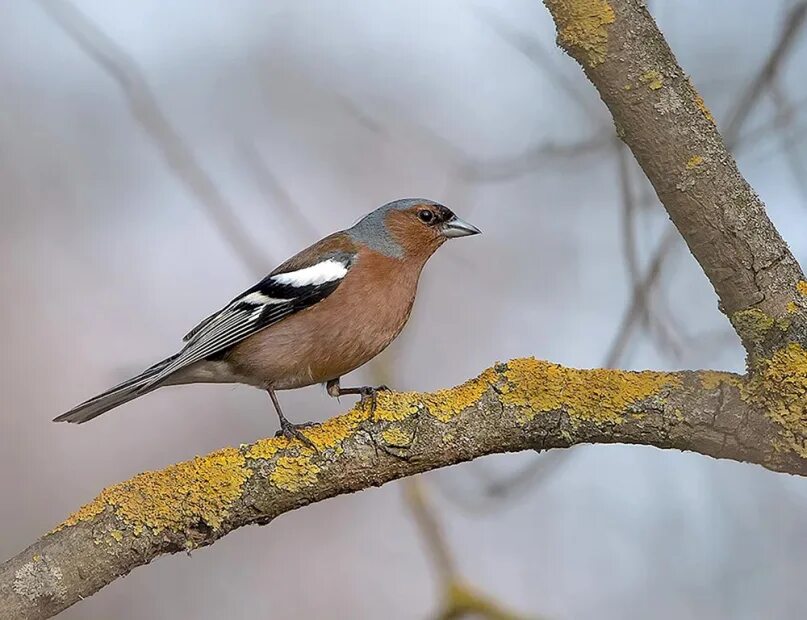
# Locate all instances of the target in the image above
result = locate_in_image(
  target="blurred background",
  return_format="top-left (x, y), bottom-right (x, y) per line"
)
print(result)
top-left (2, 0), bottom-right (807, 618)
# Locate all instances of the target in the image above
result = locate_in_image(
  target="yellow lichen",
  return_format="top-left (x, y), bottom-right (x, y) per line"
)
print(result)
top-left (686, 155), bottom-right (704, 170)
top-left (372, 392), bottom-right (422, 422)
top-left (269, 456), bottom-right (321, 492)
top-left (300, 407), bottom-right (368, 451)
top-left (110, 530), bottom-right (124, 543)
top-left (248, 406), bottom-right (370, 459)
top-left (743, 344), bottom-right (807, 458)
top-left (381, 426), bottom-right (412, 446)
top-left (56, 447), bottom-right (251, 535)
top-left (692, 89), bottom-right (715, 124)
top-left (545, 0), bottom-right (616, 67)
top-left (246, 436), bottom-right (287, 461)
top-left (797, 280), bottom-right (807, 297)
top-left (640, 70), bottom-right (664, 90)
top-left (422, 368), bottom-right (498, 423)
top-left (787, 301), bottom-right (798, 314)
top-left (732, 308), bottom-right (775, 346)
top-left (500, 358), bottom-right (678, 424)
top-left (373, 368), bottom-right (498, 424)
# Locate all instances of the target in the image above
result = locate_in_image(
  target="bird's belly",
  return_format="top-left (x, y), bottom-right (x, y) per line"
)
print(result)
top-left (224, 288), bottom-right (414, 390)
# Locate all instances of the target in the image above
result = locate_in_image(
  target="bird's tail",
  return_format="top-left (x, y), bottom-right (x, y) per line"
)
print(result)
top-left (53, 354), bottom-right (179, 424)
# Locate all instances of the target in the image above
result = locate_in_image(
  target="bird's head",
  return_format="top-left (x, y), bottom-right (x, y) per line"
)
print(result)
top-left (349, 198), bottom-right (481, 262)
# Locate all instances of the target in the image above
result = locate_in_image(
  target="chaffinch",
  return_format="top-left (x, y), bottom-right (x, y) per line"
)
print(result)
top-left (55, 199), bottom-right (481, 443)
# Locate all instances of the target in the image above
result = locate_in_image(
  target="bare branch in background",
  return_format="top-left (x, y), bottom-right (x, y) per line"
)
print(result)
top-left (475, 5), bottom-right (601, 119)
top-left (769, 80), bottom-right (807, 208)
top-left (433, 451), bottom-right (570, 516)
top-left (737, 90), bottom-right (807, 147)
top-left (458, 4), bottom-right (615, 185)
top-left (722, 1), bottom-right (807, 141)
top-left (37, 0), bottom-right (268, 274)
top-left (459, 134), bottom-right (611, 183)
top-left (406, 479), bottom-right (536, 620)
top-left (406, 480), bottom-right (455, 582)
top-left (330, 90), bottom-right (388, 137)
top-left (239, 140), bottom-right (322, 244)
top-left (603, 227), bottom-right (678, 367)
top-left (617, 142), bottom-right (640, 287)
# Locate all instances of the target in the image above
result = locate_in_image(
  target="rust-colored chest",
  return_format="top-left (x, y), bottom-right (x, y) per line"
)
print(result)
top-left (226, 248), bottom-right (425, 389)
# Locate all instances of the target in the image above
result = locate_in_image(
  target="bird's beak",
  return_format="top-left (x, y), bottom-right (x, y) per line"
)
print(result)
top-left (441, 216), bottom-right (482, 238)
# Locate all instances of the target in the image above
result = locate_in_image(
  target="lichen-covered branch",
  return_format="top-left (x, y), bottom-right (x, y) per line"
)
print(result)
top-left (2, 358), bottom-right (806, 619)
top-left (542, 0), bottom-right (807, 358)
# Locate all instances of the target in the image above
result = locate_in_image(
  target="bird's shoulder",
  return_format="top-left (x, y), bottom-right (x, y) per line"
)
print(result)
top-left (270, 231), bottom-right (360, 276)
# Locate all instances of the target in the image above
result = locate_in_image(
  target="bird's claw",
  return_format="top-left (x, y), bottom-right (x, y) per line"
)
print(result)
top-left (275, 420), bottom-right (318, 450)
top-left (359, 385), bottom-right (390, 417)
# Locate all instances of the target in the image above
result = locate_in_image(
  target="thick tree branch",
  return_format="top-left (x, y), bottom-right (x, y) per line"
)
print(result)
top-left (2, 359), bottom-right (807, 618)
top-left (603, 1), bottom-right (807, 368)
top-left (543, 0), bottom-right (807, 359)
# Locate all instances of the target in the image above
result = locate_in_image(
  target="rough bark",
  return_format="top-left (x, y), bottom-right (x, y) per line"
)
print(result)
top-left (542, 0), bottom-right (807, 359)
top-left (4, 2), bottom-right (807, 618)
top-left (1, 360), bottom-right (805, 619)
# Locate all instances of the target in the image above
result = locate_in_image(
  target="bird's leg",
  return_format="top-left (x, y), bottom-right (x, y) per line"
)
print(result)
top-left (268, 388), bottom-right (316, 449)
top-left (326, 378), bottom-right (390, 416)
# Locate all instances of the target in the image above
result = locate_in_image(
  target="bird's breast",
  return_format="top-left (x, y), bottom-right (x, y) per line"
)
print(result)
top-left (226, 251), bottom-right (422, 390)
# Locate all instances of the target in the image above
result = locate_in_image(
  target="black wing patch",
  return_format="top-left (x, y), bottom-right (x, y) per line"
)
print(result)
top-left (142, 252), bottom-right (355, 389)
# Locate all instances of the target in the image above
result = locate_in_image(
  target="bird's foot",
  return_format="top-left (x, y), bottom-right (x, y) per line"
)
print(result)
top-left (358, 385), bottom-right (390, 417)
top-left (325, 380), bottom-right (391, 417)
top-left (275, 419), bottom-right (318, 450)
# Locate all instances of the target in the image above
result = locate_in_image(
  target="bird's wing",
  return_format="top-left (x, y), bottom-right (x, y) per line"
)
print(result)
top-left (143, 250), bottom-right (356, 389)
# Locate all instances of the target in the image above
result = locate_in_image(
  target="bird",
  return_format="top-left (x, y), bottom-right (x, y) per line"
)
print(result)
top-left (55, 199), bottom-right (481, 444)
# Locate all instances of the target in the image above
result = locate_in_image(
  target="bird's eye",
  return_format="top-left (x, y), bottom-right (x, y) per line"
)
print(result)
top-left (417, 209), bottom-right (435, 224)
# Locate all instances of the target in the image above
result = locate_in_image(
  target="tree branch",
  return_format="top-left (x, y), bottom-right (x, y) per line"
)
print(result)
top-left (542, 0), bottom-right (807, 359)
top-left (2, 359), bottom-right (806, 618)
top-left (602, 0), bottom-right (807, 367)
